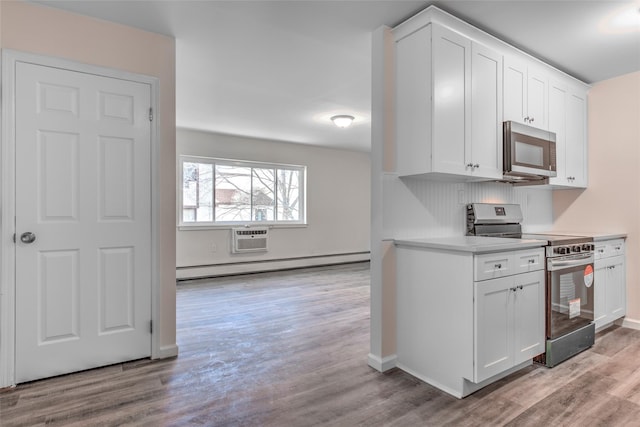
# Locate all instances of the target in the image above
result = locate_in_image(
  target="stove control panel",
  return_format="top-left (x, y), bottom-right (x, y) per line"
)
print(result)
top-left (551, 243), bottom-right (594, 256)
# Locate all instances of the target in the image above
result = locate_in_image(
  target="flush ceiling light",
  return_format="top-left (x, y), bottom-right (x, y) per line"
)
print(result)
top-left (331, 115), bottom-right (355, 128)
top-left (599, 2), bottom-right (640, 34)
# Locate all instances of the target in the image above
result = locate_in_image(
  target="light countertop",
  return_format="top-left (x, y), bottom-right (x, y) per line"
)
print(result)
top-left (394, 236), bottom-right (547, 254)
top-left (549, 231), bottom-right (627, 242)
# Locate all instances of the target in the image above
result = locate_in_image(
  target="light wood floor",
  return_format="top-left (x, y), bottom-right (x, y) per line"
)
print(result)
top-left (2, 262), bottom-right (640, 426)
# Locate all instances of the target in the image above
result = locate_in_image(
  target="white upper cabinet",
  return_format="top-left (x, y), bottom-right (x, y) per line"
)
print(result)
top-left (396, 23), bottom-right (502, 180)
top-left (471, 42), bottom-right (503, 180)
top-left (393, 7), bottom-right (588, 186)
top-left (504, 56), bottom-right (548, 129)
top-left (431, 24), bottom-right (471, 176)
top-left (565, 86), bottom-right (588, 187)
top-left (549, 79), bottom-right (588, 188)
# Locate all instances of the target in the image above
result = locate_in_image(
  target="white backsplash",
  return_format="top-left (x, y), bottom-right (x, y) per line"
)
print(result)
top-left (382, 173), bottom-right (553, 240)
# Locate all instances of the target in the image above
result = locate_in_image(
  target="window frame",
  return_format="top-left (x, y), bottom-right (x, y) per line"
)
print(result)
top-left (178, 155), bottom-right (307, 229)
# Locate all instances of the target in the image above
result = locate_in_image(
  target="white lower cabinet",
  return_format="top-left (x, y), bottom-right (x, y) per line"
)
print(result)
top-left (474, 270), bottom-right (545, 383)
top-left (396, 244), bottom-right (545, 398)
top-left (594, 239), bottom-right (626, 329)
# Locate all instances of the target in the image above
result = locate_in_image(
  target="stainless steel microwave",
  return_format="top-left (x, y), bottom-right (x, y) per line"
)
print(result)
top-left (503, 121), bottom-right (557, 183)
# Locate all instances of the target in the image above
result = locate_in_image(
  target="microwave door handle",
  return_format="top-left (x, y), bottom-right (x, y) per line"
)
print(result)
top-left (548, 254), bottom-right (594, 271)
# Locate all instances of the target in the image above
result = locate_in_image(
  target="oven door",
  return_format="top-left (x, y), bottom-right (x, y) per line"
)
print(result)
top-left (547, 253), bottom-right (595, 340)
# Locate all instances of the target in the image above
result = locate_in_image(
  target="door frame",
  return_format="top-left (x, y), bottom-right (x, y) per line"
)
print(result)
top-left (0, 49), bottom-right (161, 387)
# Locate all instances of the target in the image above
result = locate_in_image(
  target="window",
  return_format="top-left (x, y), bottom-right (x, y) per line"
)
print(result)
top-left (179, 156), bottom-right (306, 226)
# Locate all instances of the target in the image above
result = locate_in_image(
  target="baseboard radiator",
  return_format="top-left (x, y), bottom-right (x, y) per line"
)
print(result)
top-left (176, 252), bottom-right (370, 281)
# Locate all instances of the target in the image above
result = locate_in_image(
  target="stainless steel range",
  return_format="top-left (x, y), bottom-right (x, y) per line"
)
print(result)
top-left (467, 203), bottom-right (595, 367)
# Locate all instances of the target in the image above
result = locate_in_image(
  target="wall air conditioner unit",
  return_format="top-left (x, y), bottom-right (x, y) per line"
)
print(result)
top-left (231, 227), bottom-right (269, 253)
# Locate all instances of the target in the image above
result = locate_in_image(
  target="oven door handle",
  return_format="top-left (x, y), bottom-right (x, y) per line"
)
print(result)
top-left (548, 254), bottom-right (594, 271)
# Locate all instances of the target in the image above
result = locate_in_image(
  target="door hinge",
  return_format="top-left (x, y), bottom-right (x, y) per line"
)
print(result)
top-left (149, 107), bottom-right (153, 122)
top-left (150, 320), bottom-right (153, 334)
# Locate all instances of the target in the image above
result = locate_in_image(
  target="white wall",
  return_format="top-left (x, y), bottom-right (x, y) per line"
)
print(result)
top-left (176, 129), bottom-right (370, 278)
top-left (383, 175), bottom-right (553, 240)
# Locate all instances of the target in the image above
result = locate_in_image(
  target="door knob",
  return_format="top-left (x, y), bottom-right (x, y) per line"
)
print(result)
top-left (20, 232), bottom-right (36, 244)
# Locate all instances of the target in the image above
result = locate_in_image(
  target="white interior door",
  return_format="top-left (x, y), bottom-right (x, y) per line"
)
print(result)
top-left (15, 61), bottom-right (152, 383)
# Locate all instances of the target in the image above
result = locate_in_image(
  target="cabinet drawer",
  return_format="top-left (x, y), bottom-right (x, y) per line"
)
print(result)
top-left (513, 249), bottom-right (544, 274)
top-left (595, 239), bottom-right (625, 260)
top-left (474, 253), bottom-right (512, 281)
top-left (475, 248), bottom-right (544, 281)
top-left (608, 239), bottom-right (625, 257)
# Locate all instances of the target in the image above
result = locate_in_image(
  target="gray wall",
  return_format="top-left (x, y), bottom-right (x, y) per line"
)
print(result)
top-left (176, 129), bottom-right (371, 276)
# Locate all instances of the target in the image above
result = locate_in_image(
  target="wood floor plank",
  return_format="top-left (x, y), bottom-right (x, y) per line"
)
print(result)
top-left (1, 262), bottom-right (640, 426)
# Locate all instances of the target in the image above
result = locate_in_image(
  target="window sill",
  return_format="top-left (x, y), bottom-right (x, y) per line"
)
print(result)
top-left (177, 223), bottom-right (309, 231)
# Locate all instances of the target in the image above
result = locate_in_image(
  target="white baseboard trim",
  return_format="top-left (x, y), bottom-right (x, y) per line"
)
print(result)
top-left (368, 353), bottom-right (397, 372)
top-left (154, 344), bottom-right (179, 359)
top-left (176, 252), bottom-right (370, 280)
top-left (620, 317), bottom-right (640, 330)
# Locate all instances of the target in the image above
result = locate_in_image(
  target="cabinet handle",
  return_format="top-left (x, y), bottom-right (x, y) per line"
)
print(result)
top-left (466, 163), bottom-right (473, 168)
top-left (510, 287), bottom-right (517, 292)
top-left (518, 285), bottom-right (524, 290)
top-left (530, 117), bottom-right (535, 123)
top-left (528, 259), bottom-right (535, 264)
top-left (495, 263), bottom-right (502, 269)
top-left (473, 164), bottom-right (479, 169)
top-left (524, 116), bottom-right (529, 123)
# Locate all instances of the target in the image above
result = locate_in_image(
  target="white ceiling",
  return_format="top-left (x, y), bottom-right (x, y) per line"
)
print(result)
top-left (31, 1), bottom-right (640, 152)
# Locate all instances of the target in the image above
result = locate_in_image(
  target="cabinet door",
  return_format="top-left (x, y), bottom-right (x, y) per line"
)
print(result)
top-left (503, 56), bottom-right (527, 124)
top-left (526, 67), bottom-right (548, 130)
top-left (471, 42), bottom-right (502, 179)
top-left (565, 87), bottom-right (588, 188)
top-left (548, 79), bottom-right (568, 186)
top-left (594, 262), bottom-right (607, 329)
top-left (607, 256), bottom-right (626, 321)
top-left (513, 270), bottom-right (545, 365)
top-left (432, 25), bottom-right (471, 175)
top-left (474, 276), bottom-right (513, 383)
top-left (395, 24), bottom-right (432, 176)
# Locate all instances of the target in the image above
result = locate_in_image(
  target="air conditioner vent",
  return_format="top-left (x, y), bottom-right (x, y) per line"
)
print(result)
top-left (231, 227), bottom-right (269, 253)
